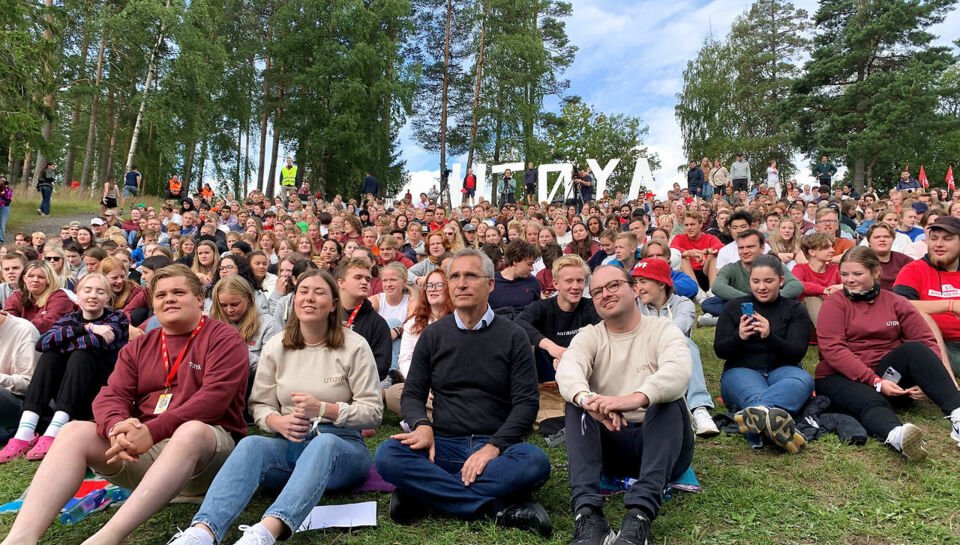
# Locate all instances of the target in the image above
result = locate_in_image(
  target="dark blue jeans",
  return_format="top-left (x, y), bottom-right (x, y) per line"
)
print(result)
top-left (38, 184), bottom-right (52, 215)
top-left (375, 434), bottom-right (551, 518)
top-left (701, 296), bottom-right (726, 317)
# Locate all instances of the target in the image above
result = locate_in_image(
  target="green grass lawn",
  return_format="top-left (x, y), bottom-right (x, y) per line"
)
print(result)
top-left (1, 327), bottom-right (958, 544)
top-left (4, 185), bottom-right (165, 236)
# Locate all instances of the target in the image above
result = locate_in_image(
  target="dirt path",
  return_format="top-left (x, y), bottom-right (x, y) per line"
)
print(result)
top-left (18, 211), bottom-right (99, 236)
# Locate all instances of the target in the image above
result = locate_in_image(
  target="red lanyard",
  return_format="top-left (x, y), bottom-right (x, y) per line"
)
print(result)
top-left (160, 317), bottom-right (205, 388)
top-left (344, 304), bottom-right (362, 328)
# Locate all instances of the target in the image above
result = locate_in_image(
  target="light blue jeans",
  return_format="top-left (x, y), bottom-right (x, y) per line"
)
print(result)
top-left (720, 366), bottom-right (814, 415)
top-left (685, 338), bottom-right (714, 410)
top-left (192, 426), bottom-right (371, 541)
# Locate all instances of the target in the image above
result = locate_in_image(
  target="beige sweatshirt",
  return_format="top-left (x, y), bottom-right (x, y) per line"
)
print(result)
top-left (250, 328), bottom-right (383, 432)
top-left (556, 315), bottom-right (691, 423)
top-left (0, 313), bottom-right (40, 396)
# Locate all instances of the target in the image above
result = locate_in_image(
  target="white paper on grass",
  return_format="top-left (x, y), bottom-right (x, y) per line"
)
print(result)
top-left (294, 501), bottom-right (378, 533)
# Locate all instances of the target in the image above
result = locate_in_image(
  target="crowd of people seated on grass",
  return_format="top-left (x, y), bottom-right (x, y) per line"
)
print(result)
top-left (0, 172), bottom-right (959, 545)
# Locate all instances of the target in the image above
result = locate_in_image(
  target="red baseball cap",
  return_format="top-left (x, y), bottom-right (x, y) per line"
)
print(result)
top-left (630, 258), bottom-right (673, 287)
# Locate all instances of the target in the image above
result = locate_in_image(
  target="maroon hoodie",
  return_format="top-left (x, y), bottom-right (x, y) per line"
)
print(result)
top-left (2, 289), bottom-right (77, 333)
top-left (815, 289), bottom-right (938, 384)
top-left (93, 318), bottom-right (249, 443)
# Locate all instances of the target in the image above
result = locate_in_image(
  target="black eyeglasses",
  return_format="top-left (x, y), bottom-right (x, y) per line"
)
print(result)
top-left (44, 256), bottom-right (62, 262)
top-left (588, 279), bottom-right (634, 299)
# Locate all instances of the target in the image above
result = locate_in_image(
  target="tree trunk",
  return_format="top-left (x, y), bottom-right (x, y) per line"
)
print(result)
top-left (33, 0), bottom-right (56, 187)
top-left (63, 27), bottom-right (91, 185)
top-left (438, 0), bottom-right (452, 207)
top-left (267, 111), bottom-right (281, 200)
top-left (125, 0), bottom-right (170, 172)
top-left (233, 125), bottom-right (246, 197)
top-left (257, 16), bottom-right (272, 193)
top-left (465, 0), bottom-right (489, 172)
top-left (853, 157), bottom-right (865, 194)
top-left (7, 136), bottom-right (15, 177)
top-left (866, 155), bottom-right (878, 189)
top-left (80, 31), bottom-right (107, 188)
top-left (491, 84), bottom-right (505, 206)
top-left (266, 78), bottom-right (285, 200)
top-left (183, 140), bottom-right (196, 197)
top-left (21, 149), bottom-right (32, 186)
top-left (244, 119), bottom-right (251, 195)
top-left (102, 90), bottom-right (121, 183)
top-left (198, 139), bottom-right (208, 195)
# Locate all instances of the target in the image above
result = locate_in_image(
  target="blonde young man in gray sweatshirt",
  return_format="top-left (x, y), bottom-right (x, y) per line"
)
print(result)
top-left (556, 265), bottom-right (694, 545)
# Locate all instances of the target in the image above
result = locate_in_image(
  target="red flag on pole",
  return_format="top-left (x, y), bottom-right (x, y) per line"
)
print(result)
top-left (918, 165), bottom-right (929, 189)
top-left (948, 165), bottom-right (956, 192)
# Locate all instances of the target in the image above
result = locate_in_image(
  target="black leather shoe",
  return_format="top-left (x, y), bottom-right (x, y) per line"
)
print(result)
top-left (572, 507), bottom-right (614, 545)
top-left (389, 490), bottom-right (421, 525)
top-left (495, 500), bottom-right (553, 537)
top-left (613, 510), bottom-right (651, 545)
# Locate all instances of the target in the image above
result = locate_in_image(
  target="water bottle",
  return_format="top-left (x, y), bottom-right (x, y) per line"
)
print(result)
top-left (60, 489), bottom-right (107, 525)
top-left (105, 486), bottom-right (131, 503)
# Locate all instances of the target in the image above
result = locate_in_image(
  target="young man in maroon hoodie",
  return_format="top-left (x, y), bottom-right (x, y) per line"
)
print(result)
top-left (1, 264), bottom-right (250, 545)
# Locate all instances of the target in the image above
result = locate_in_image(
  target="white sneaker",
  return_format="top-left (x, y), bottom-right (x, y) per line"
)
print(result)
top-left (948, 411), bottom-right (960, 447)
top-left (697, 314), bottom-right (718, 327)
top-left (234, 525), bottom-right (276, 545)
top-left (694, 289), bottom-right (708, 305)
top-left (167, 527), bottom-right (213, 545)
top-left (692, 407), bottom-right (720, 437)
top-left (885, 423), bottom-right (927, 462)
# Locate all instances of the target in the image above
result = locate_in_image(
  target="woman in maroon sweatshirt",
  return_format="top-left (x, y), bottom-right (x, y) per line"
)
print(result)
top-left (815, 247), bottom-right (960, 462)
top-left (2, 260), bottom-right (75, 333)
top-left (1, 264), bottom-right (249, 545)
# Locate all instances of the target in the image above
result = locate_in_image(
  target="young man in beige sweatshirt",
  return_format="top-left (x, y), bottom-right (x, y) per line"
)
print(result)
top-left (556, 265), bottom-right (694, 545)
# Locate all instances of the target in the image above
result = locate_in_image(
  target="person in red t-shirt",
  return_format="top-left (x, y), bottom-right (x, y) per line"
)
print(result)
top-left (1, 265), bottom-right (249, 545)
top-left (893, 216), bottom-right (960, 377)
top-left (462, 168), bottom-right (478, 207)
top-left (670, 211), bottom-right (723, 291)
top-left (791, 232), bottom-right (842, 326)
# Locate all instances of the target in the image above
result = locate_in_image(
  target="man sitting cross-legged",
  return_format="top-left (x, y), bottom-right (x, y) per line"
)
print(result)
top-left (374, 248), bottom-right (553, 537)
top-left (0, 264), bottom-right (250, 545)
top-left (556, 264), bottom-right (694, 545)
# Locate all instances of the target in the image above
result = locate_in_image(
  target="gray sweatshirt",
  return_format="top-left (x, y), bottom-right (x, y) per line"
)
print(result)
top-left (730, 159), bottom-right (751, 182)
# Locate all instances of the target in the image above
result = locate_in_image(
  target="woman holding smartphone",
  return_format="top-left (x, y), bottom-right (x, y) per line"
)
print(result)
top-left (815, 247), bottom-right (960, 462)
top-left (714, 254), bottom-right (813, 453)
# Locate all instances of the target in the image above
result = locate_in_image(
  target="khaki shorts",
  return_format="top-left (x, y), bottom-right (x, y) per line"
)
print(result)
top-left (98, 424), bottom-right (235, 497)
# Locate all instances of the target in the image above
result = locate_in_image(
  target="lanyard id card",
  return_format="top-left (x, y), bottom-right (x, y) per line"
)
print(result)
top-left (154, 392), bottom-right (173, 414)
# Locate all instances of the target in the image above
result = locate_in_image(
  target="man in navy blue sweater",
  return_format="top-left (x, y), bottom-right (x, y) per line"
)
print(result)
top-left (374, 248), bottom-right (553, 537)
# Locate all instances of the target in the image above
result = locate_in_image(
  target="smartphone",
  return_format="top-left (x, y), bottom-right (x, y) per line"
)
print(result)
top-left (740, 302), bottom-right (754, 319)
top-left (881, 367), bottom-right (902, 385)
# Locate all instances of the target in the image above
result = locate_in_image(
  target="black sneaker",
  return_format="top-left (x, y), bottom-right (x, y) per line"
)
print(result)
top-left (734, 405), bottom-right (769, 436)
top-left (613, 510), bottom-right (651, 545)
top-left (495, 500), bottom-right (553, 537)
top-left (571, 507), bottom-right (613, 545)
top-left (388, 490), bottom-right (421, 525)
top-left (765, 407), bottom-right (806, 454)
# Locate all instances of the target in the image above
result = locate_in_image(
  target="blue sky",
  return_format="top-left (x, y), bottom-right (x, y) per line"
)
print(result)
top-left (400, 0), bottom-right (960, 200)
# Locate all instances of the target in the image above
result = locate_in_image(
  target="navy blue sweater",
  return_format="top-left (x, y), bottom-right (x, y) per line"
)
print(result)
top-left (401, 314), bottom-right (539, 450)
